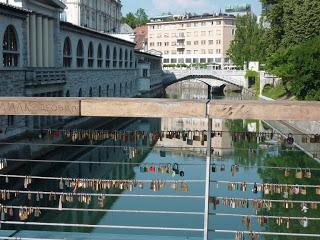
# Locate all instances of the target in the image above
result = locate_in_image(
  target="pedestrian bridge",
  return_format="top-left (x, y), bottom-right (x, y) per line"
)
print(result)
top-left (163, 69), bottom-right (247, 88)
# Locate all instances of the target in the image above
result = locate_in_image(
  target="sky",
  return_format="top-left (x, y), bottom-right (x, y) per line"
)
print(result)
top-left (122, 0), bottom-right (262, 17)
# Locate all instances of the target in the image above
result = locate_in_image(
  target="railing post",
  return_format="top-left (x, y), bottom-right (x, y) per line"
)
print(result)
top-left (203, 117), bottom-right (212, 240)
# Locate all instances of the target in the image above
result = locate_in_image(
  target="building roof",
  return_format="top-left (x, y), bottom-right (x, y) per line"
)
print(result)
top-left (148, 13), bottom-right (235, 24)
top-left (0, 2), bottom-right (31, 14)
top-left (120, 23), bottom-right (133, 34)
top-left (135, 50), bottom-right (162, 59)
top-left (60, 21), bottom-right (136, 47)
top-left (41, 0), bottom-right (66, 9)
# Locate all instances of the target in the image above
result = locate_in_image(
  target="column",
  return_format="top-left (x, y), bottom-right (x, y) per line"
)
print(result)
top-left (36, 16), bottom-right (43, 67)
top-left (48, 19), bottom-right (54, 67)
top-left (30, 14), bottom-right (37, 67)
top-left (42, 17), bottom-right (49, 67)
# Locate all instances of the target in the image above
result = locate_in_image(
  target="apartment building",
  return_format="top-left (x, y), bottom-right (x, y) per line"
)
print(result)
top-left (147, 13), bottom-right (236, 66)
top-left (61, 0), bottom-right (121, 33)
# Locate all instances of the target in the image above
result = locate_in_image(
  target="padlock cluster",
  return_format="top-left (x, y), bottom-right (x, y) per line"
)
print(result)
top-left (0, 158), bottom-right (7, 170)
top-left (140, 163), bottom-right (185, 177)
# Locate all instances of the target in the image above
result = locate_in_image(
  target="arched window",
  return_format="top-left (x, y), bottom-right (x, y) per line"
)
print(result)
top-left (97, 44), bottom-right (102, 68)
top-left (88, 42), bottom-right (94, 68)
top-left (119, 48), bottom-right (123, 68)
top-left (106, 84), bottom-right (109, 97)
top-left (63, 37), bottom-right (72, 67)
top-left (105, 45), bottom-right (110, 68)
top-left (89, 87), bottom-right (93, 97)
top-left (3, 25), bottom-right (19, 67)
top-left (125, 82), bottom-right (128, 95)
top-left (99, 86), bottom-right (102, 97)
top-left (113, 47), bottom-right (117, 68)
top-left (113, 83), bottom-right (116, 96)
top-left (66, 90), bottom-right (70, 97)
top-left (124, 49), bottom-right (128, 68)
top-left (129, 50), bottom-right (133, 68)
top-left (76, 40), bottom-right (84, 67)
top-left (78, 88), bottom-right (82, 97)
top-left (119, 83), bottom-right (122, 96)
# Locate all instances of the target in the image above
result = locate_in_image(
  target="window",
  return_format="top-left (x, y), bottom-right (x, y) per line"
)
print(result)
top-left (163, 59), bottom-right (170, 63)
top-left (66, 90), bottom-right (70, 97)
top-left (217, 21), bottom-right (221, 25)
top-left (201, 40), bottom-right (206, 45)
top-left (143, 69), bottom-right (148, 77)
top-left (200, 58), bottom-right (206, 63)
top-left (97, 44), bottom-right (102, 68)
top-left (113, 47), bottom-right (117, 68)
top-left (157, 42), bottom-right (162, 47)
top-left (208, 40), bottom-right (214, 45)
top-left (76, 40), bottom-right (84, 67)
top-left (119, 48), bottom-right (123, 68)
top-left (124, 49), bottom-right (128, 68)
top-left (89, 87), bottom-right (93, 97)
top-left (157, 33), bottom-right (162, 38)
top-left (7, 116), bottom-right (14, 126)
top-left (178, 58), bottom-right (184, 63)
top-left (201, 22), bottom-right (206, 26)
top-left (194, 50), bottom-right (198, 54)
top-left (3, 25), bottom-right (19, 67)
top-left (63, 37), bottom-right (72, 67)
top-left (88, 42), bottom-right (94, 67)
top-left (171, 50), bottom-right (177, 54)
top-left (106, 45), bottom-right (110, 68)
top-left (186, 41), bottom-right (191, 45)
top-left (78, 88), bottom-right (82, 97)
top-left (201, 31), bottom-right (206, 36)
top-left (186, 32), bottom-right (191, 37)
top-left (119, 83), bottom-right (122, 96)
top-left (216, 40), bottom-right (221, 44)
top-left (208, 49), bottom-right (214, 54)
top-left (208, 31), bottom-right (213, 36)
top-left (194, 31), bottom-right (198, 37)
top-left (186, 50), bottom-right (191, 54)
top-left (171, 59), bottom-right (177, 63)
top-left (113, 83), bottom-right (116, 96)
top-left (201, 49), bottom-right (206, 54)
top-left (164, 42), bottom-right (169, 46)
top-left (130, 50), bottom-right (133, 68)
top-left (194, 22), bottom-right (198, 27)
top-left (164, 50), bottom-right (169, 54)
top-left (216, 49), bottom-right (221, 54)
top-left (216, 30), bottom-right (221, 36)
top-left (171, 42), bottom-right (176, 46)
top-left (187, 23), bottom-right (191, 27)
top-left (186, 58), bottom-right (192, 63)
top-left (232, 29), bottom-right (236, 35)
top-left (171, 33), bottom-right (176, 37)
top-left (194, 41), bottom-right (199, 45)
top-left (164, 33), bottom-right (169, 38)
top-left (150, 42), bottom-right (155, 47)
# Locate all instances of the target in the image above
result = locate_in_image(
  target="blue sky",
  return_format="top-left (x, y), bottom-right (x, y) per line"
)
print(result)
top-left (122, 0), bottom-right (262, 17)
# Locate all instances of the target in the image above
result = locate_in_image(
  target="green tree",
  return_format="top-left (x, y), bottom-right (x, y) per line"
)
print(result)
top-left (121, 12), bottom-right (137, 29)
top-left (135, 8), bottom-right (148, 27)
top-left (121, 8), bottom-right (148, 29)
top-left (227, 14), bottom-right (266, 67)
top-left (266, 36), bottom-right (320, 100)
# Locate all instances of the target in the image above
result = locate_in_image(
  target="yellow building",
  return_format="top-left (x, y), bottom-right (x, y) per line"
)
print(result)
top-left (147, 13), bottom-right (236, 67)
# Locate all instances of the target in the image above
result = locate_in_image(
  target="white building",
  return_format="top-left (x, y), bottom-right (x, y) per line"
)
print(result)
top-left (61, 0), bottom-right (122, 33)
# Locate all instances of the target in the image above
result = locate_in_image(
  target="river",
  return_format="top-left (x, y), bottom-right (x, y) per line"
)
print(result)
top-left (0, 80), bottom-right (319, 240)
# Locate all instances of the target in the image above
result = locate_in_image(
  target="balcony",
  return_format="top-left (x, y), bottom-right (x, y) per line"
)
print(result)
top-left (176, 44), bottom-right (185, 50)
top-left (176, 35), bottom-right (185, 40)
top-left (25, 68), bottom-right (67, 86)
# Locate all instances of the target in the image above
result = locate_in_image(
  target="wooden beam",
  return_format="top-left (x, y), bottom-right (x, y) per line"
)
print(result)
top-left (0, 97), bottom-right (319, 121)
top-left (208, 100), bottom-right (320, 121)
top-left (81, 98), bottom-right (208, 118)
top-left (0, 97), bottom-right (80, 116)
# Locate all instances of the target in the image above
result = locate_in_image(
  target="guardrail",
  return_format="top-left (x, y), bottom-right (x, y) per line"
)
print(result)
top-left (0, 98), bottom-right (319, 121)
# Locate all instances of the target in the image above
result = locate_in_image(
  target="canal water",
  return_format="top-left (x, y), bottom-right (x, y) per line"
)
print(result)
top-left (0, 80), bottom-right (320, 240)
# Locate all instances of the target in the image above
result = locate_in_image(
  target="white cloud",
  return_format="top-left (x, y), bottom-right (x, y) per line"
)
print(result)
top-left (152, 0), bottom-right (215, 14)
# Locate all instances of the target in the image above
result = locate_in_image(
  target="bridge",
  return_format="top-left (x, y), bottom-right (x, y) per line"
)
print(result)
top-left (163, 69), bottom-right (248, 89)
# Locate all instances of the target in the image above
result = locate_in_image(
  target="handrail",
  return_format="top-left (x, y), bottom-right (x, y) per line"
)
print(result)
top-left (0, 97), bottom-right (319, 121)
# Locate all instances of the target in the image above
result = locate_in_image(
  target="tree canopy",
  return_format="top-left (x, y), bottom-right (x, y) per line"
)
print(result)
top-left (121, 8), bottom-right (148, 29)
top-left (227, 14), bottom-right (266, 67)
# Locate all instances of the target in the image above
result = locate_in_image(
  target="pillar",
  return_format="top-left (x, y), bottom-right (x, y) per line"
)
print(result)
top-left (29, 14), bottom-right (37, 67)
top-left (42, 17), bottom-right (49, 67)
top-left (48, 19), bottom-right (54, 67)
top-left (36, 16), bottom-right (43, 67)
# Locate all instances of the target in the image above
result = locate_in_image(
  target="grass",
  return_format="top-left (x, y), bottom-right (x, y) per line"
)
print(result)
top-left (262, 84), bottom-right (288, 100)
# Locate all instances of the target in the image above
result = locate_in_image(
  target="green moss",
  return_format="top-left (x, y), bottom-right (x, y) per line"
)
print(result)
top-left (262, 84), bottom-right (287, 100)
